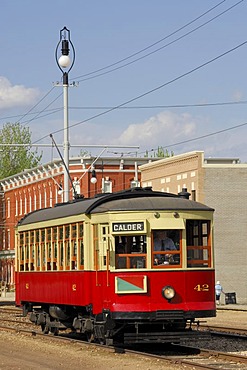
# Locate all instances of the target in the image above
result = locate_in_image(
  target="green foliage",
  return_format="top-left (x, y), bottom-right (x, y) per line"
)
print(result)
top-left (144, 147), bottom-right (174, 158)
top-left (80, 149), bottom-right (91, 157)
top-left (0, 123), bottom-right (42, 179)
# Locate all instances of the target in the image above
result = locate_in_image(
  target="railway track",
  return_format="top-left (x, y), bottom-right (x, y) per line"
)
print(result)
top-left (0, 321), bottom-right (246, 370)
top-left (170, 344), bottom-right (247, 369)
top-left (199, 323), bottom-right (247, 337)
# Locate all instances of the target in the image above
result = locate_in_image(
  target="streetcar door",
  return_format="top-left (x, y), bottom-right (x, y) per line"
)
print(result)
top-left (93, 224), bottom-right (111, 305)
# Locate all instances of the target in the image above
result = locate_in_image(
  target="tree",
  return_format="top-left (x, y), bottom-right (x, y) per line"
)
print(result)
top-left (144, 147), bottom-right (174, 158)
top-left (0, 123), bottom-right (42, 179)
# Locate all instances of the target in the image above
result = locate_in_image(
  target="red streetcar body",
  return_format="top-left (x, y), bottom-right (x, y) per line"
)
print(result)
top-left (15, 188), bottom-right (216, 344)
top-left (16, 269), bottom-right (215, 314)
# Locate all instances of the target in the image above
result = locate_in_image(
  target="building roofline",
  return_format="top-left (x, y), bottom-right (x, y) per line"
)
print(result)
top-left (139, 151), bottom-right (205, 170)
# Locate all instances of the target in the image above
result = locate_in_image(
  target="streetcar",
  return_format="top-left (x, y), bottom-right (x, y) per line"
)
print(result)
top-left (15, 187), bottom-right (216, 344)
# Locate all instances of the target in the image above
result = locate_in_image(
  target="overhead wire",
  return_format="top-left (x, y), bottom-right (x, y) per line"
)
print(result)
top-left (3, 1), bottom-right (245, 158)
top-left (69, 100), bottom-right (247, 110)
top-left (1, 99), bottom-right (247, 125)
top-left (73, 0), bottom-right (229, 80)
top-left (13, 87), bottom-right (56, 125)
top-left (11, 0), bottom-right (243, 129)
top-left (29, 38), bottom-right (247, 158)
top-left (0, 108), bottom-right (63, 123)
top-left (145, 121), bottom-right (247, 155)
top-left (22, 92), bottom-right (63, 127)
top-left (76, 0), bottom-right (244, 83)
top-left (41, 39), bottom-right (247, 138)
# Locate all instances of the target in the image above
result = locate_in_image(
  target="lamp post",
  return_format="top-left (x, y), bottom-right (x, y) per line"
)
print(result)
top-left (55, 26), bottom-right (75, 202)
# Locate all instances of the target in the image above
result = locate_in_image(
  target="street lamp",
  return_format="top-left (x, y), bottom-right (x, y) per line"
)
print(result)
top-left (91, 169), bottom-right (97, 184)
top-left (55, 26), bottom-right (75, 202)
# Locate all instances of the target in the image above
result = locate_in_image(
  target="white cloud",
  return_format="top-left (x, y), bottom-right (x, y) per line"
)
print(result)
top-left (0, 76), bottom-right (40, 109)
top-left (116, 111), bottom-right (197, 147)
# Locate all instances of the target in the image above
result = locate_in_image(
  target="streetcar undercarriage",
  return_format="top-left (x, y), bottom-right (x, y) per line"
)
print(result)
top-left (24, 303), bottom-right (210, 345)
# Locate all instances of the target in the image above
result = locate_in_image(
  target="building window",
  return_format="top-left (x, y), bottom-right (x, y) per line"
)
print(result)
top-left (50, 190), bottom-right (53, 207)
top-left (7, 199), bottom-right (10, 218)
top-left (39, 193), bottom-right (42, 209)
top-left (191, 190), bottom-right (196, 201)
top-left (73, 177), bottom-right (80, 196)
top-left (2, 230), bottom-right (5, 250)
top-left (130, 180), bottom-right (140, 188)
top-left (7, 229), bottom-right (10, 249)
top-left (2, 198), bottom-right (5, 219)
top-left (19, 197), bottom-right (23, 215)
top-left (102, 179), bottom-right (112, 193)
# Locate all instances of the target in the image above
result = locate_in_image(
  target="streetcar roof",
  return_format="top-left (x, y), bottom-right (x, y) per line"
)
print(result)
top-left (17, 188), bottom-right (214, 226)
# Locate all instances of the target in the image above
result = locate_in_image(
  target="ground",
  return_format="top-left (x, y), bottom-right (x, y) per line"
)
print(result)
top-left (0, 331), bottom-right (184, 370)
top-left (0, 309), bottom-right (246, 370)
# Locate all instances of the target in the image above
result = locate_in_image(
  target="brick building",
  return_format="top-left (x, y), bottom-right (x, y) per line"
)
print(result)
top-left (0, 155), bottom-right (157, 288)
top-left (140, 151), bottom-right (247, 304)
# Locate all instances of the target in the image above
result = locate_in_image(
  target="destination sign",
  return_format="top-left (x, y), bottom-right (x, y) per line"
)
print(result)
top-left (112, 222), bottom-right (144, 233)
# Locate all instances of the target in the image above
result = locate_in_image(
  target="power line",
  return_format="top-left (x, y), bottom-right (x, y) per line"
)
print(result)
top-left (1, 99), bottom-right (247, 124)
top-left (73, 0), bottom-right (229, 80)
top-left (33, 39), bottom-right (246, 158)
top-left (0, 108), bottom-right (63, 122)
top-left (69, 100), bottom-right (247, 110)
top-left (37, 39), bottom-right (246, 141)
top-left (75, 0), bottom-right (244, 83)
top-left (14, 87), bottom-right (56, 126)
top-left (22, 93), bottom-right (63, 127)
top-left (145, 121), bottom-right (247, 155)
top-left (5, 1), bottom-right (243, 131)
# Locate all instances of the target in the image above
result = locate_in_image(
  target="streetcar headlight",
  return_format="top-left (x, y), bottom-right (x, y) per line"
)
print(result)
top-left (162, 285), bottom-right (175, 300)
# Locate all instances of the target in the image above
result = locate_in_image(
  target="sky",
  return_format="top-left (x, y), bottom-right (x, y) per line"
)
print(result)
top-left (1, 0), bottom-right (247, 163)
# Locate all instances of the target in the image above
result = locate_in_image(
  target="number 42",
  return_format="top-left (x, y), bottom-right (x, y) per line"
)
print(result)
top-left (194, 284), bottom-right (209, 292)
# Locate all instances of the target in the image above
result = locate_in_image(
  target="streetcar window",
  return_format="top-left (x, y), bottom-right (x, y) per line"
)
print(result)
top-left (19, 232), bottom-right (24, 271)
top-left (24, 231), bottom-right (29, 271)
top-left (78, 223), bottom-right (84, 268)
top-left (58, 226), bottom-right (64, 270)
top-left (17, 222), bottom-right (85, 272)
top-left (152, 229), bottom-right (182, 268)
top-left (30, 231), bottom-right (34, 271)
top-left (115, 235), bottom-right (147, 269)
top-left (52, 227), bottom-right (58, 270)
top-left (65, 225), bottom-right (70, 270)
top-left (186, 220), bottom-right (212, 268)
top-left (93, 225), bottom-right (99, 270)
top-left (47, 228), bottom-right (52, 270)
top-left (71, 224), bottom-right (77, 270)
top-left (40, 229), bottom-right (46, 270)
top-left (35, 230), bottom-right (40, 270)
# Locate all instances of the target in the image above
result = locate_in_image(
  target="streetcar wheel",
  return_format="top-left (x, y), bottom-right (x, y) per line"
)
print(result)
top-left (50, 327), bottom-right (59, 336)
top-left (86, 332), bottom-right (94, 343)
top-left (41, 324), bottom-right (49, 334)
